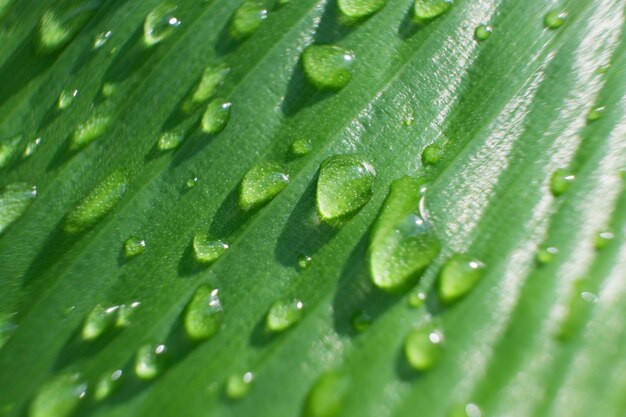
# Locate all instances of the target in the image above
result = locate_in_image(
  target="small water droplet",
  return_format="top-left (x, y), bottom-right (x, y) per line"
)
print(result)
top-left (550, 168), bottom-right (575, 197)
top-left (82, 304), bottom-right (119, 340)
top-left (101, 82), bottom-right (117, 98)
top-left (192, 234), bottom-right (229, 264)
top-left (449, 402), bottom-right (483, 417)
top-left (303, 371), bottom-right (350, 417)
top-left (302, 45), bottom-right (355, 91)
top-left (369, 177), bottom-right (440, 291)
top-left (228, 0), bottom-right (269, 41)
top-left (29, 373), bottom-right (87, 417)
top-left (557, 278), bottom-right (597, 340)
top-left (116, 301), bottom-right (140, 327)
top-left (351, 310), bottom-right (372, 333)
top-left (184, 286), bottom-right (224, 341)
top-left (474, 24), bottom-right (492, 41)
top-left (586, 106), bottom-right (605, 122)
top-left (225, 371), bottom-right (254, 400)
top-left (437, 254), bottom-right (485, 304)
top-left (544, 10), bottom-right (566, 29)
top-left (0, 183), bottom-right (37, 235)
top-left (407, 289), bottom-right (427, 308)
top-left (157, 129), bottom-right (185, 151)
top-left (421, 144), bottom-right (444, 165)
top-left (595, 64), bottom-right (610, 75)
top-left (239, 161), bottom-right (289, 211)
top-left (266, 298), bottom-right (304, 333)
top-left (181, 64), bottom-right (231, 113)
top-left (594, 230), bottom-right (614, 249)
top-left (536, 245), bottom-right (558, 265)
top-left (135, 343), bottom-right (169, 380)
top-left (70, 114), bottom-right (111, 150)
top-left (201, 99), bottom-right (232, 134)
top-left (22, 137), bottom-right (42, 159)
top-left (124, 236), bottom-right (146, 257)
top-left (338, 0), bottom-right (386, 18)
top-left (404, 324), bottom-right (444, 371)
top-left (185, 176), bottom-right (199, 189)
top-left (290, 138), bottom-right (312, 157)
top-left (64, 171), bottom-right (127, 234)
top-left (94, 369), bottom-right (122, 401)
top-left (57, 89), bottom-right (78, 110)
top-left (143, 4), bottom-right (181, 46)
top-left (316, 154), bottom-right (376, 222)
top-left (37, 2), bottom-right (100, 53)
top-left (93, 30), bottom-right (112, 48)
top-left (297, 254), bottom-right (312, 270)
top-left (413, 0), bottom-right (453, 23)
top-left (0, 135), bottom-right (21, 168)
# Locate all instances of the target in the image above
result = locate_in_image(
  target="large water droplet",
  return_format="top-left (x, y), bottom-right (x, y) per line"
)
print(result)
top-left (29, 374), bottom-right (87, 417)
top-left (228, 0), bottom-right (269, 41)
top-left (369, 176), bottom-right (440, 291)
top-left (192, 234), bottom-right (229, 264)
top-left (437, 254), bottom-right (485, 304)
top-left (70, 114), bottom-right (111, 150)
top-left (184, 286), bottom-right (224, 341)
top-left (201, 99), bottom-right (232, 134)
top-left (0, 136), bottom-right (21, 168)
top-left (37, 1), bottom-right (101, 54)
top-left (338, 0), bottom-right (386, 18)
top-left (181, 64), bottom-right (231, 113)
top-left (474, 24), bottom-right (492, 41)
top-left (0, 183), bottom-right (37, 235)
top-left (550, 168), bottom-right (575, 196)
top-left (64, 172), bottom-right (127, 234)
top-left (266, 298), bottom-right (304, 333)
top-left (135, 343), bottom-right (169, 380)
top-left (143, 4), bottom-right (181, 46)
top-left (124, 236), bottom-right (146, 258)
top-left (303, 371), bottom-right (351, 417)
top-left (57, 89), bottom-right (78, 110)
top-left (239, 161), bottom-right (289, 211)
top-left (225, 371), bottom-right (254, 400)
top-left (316, 154), bottom-right (376, 222)
top-left (302, 45), bottom-right (355, 91)
top-left (94, 369), bottom-right (122, 401)
top-left (404, 324), bottom-right (444, 371)
top-left (413, 0), bottom-right (453, 23)
top-left (544, 10), bottom-right (566, 30)
top-left (82, 304), bottom-right (119, 341)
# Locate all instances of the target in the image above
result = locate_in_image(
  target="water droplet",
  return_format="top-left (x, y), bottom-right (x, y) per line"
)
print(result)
top-left (93, 30), bottom-right (112, 48)
top-left (557, 278), bottom-right (597, 340)
top-left (536, 245), bottom-right (558, 265)
top-left (228, 0), bottom-right (269, 41)
top-left (157, 129), bottom-right (185, 151)
top-left (143, 4), bottom-right (181, 46)
top-left (407, 289), bottom-right (427, 308)
top-left (338, 0), bottom-right (387, 18)
top-left (0, 135), bottom-right (21, 168)
top-left (82, 304), bottom-right (119, 340)
top-left (116, 301), bottom-right (140, 327)
top-left (369, 176), bottom-right (440, 291)
top-left (37, 2), bottom-right (100, 53)
top-left (449, 402), bottom-right (483, 417)
top-left (474, 24), bottom-right (492, 41)
top-left (544, 10), bottom-right (566, 29)
top-left (266, 298), bottom-right (304, 333)
top-left (184, 286), bottom-right (224, 341)
top-left (225, 371), bottom-right (254, 400)
top-left (201, 99), bottom-right (232, 134)
top-left (181, 64), bottom-right (231, 113)
top-left (101, 82), bottom-right (117, 98)
top-left (57, 89), bottom-right (78, 110)
top-left (29, 374), bottom-right (87, 417)
top-left (22, 138), bottom-right (42, 159)
top-left (595, 64), bottom-right (610, 75)
top-left (239, 161), bottom-right (289, 211)
top-left (303, 371), bottom-right (350, 417)
top-left (437, 254), bottom-right (485, 304)
top-left (290, 138), bottom-right (312, 157)
top-left (124, 236), bottom-right (146, 257)
top-left (297, 254), bottom-right (312, 270)
top-left (586, 106), bottom-right (605, 122)
top-left (550, 168), bottom-right (575, 197)
top-left (316, 154), bottom-right (376, 222)
top-left (185, 176), bottom-right (199, 189)
top-left (351, 310), bottom-right (372, 333)
top-left (0, 183), bottom-right (37, 235)
top-left (192, 234), bottom-right (229, 264)
top-left (70, 114), bottom-right (111, 150)
top-left (302, 45), bottom-right (355, 91)
top-left (64, 171), bottom-right (127, 234)
top-left (594, 230), bottom-right (614, 249)
top-left (413, 0), bottom-right (453, 23)
top-left (135, 343), bottom-right (169, 380)
top-left (404, 324), bottom-right (444, 371)
top-left (94, 369), bottom-right (122, 401)
top-left (421, 144), bottom-right (444, 165)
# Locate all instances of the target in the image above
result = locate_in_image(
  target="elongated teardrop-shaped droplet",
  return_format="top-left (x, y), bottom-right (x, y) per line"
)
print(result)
top-left (404, 324), bottom-right (444, 371)
top-left (290, 138), bottom-right (312, 157)
top-left (369, 177), bottom-right (439, 291)
top-left (29, 374), bottom-right (87, 417)
top-left (338, 0), bottom-right (386, 18)
top-left (266, 298), bottom-right (304, 333)
top-left (586, 106), bottom-right (605, 122)
top-left (192, 234), bottom-right (229, 264)
top-left (474, 24), bottom-right (492, 41)
top-left (0, 136), bottom-right (21, 168)
top-left (116, 301), bottom-right (140, 327)
top-left (0, 183), bottom-right (37, 235)
top-left (437, 254), bottom-right (485, 304)
top-left (57, 89), bottom-right (78, 110)
top-left (303, 371), bottom-right (351, 417)
top-left (64, 172), bottom-right (127, 234)
top-left (23, 138), bottom-right (42, 159)
top-left (157, 129), bottom-right (185, 151)
top-left (143, 4), bottom-right (181, 46)
top-left (413, 0), bottom-right (453, 23)
top-left (544, 10), bottom-right (566, 29)
top-left (181, 64), bottom-right (231, 113)
top-left (316, 154), bottom-right (376, 222)
top-left (550, 168), bottom-right (575, 196)
top-left (184, 286), bottom-right (224, 340)
top-left (201, 99), bottom-right (232, 133)
top-left (557, 278), bottom-right (597, 340)
top-left (94, 369), bottom-right (122, 401)
top-left (37, 1), bottom-right (101, 54)
top-left (594, 230), bottom-right (614, 249)
top-left (70, 114), bottom-right (111, 150)
top-left (82, 304), bottom-right (119, 340)
top-left (537, 245), bottom-right (558, 265)
top-left (93, 30), bottom-right (112, 49)
top-left (239, 161), bottom-right (289, 211)
top-left (124, 236), bottom-right (146, 257)
top-left (135, 344), bottom-right (169, 380)
top-left (225, 371), bottom-right (254, 400)
top-left (302, 45), bottom-right (355, 91)
top-left (228, 1), bottom-right (268, 41)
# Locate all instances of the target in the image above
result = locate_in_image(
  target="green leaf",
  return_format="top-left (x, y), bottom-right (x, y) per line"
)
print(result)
top-left (0, 0), bottom-right (625, 417)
